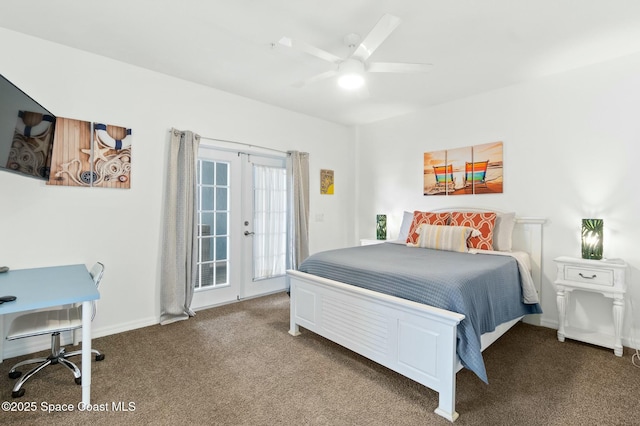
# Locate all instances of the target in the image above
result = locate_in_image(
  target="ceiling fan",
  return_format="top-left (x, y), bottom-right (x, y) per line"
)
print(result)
top-left (278, 14), bottom-right (433, 90)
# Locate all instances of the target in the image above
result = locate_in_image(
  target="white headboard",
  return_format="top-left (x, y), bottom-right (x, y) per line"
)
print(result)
top-left (512, 217), bottom-right (545, 294)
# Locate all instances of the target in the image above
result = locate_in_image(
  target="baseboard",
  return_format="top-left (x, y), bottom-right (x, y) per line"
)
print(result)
top-left (193, 289), bottom-right (287, 312)
top-left (92, 316), bottom-right (158, 340)
top-left (2, 316), bottom-right (158, 361)
top-left (539, 318), bottom-right (558, 330)
top-left (7, 299), bottom-right (634, 362)
top-left (536, 318), bottom-right (640, 351)
top-left (3, 292), bottom-right (288, 361)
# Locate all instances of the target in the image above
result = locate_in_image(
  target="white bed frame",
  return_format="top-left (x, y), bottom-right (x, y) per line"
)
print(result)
top-left (287, 213), bottom-right (545, 422)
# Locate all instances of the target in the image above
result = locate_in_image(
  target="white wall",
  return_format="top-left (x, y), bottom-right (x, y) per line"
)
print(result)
top-left (356, 52), bottom-right (640, 348)
top-left (3, 25), bottom-right (638, 359)
top-left (0, 28), bottom-right (354, 358)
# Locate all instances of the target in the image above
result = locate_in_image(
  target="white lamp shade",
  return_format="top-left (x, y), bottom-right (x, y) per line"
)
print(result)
top-left (337, 59), bottom-right (365, 90)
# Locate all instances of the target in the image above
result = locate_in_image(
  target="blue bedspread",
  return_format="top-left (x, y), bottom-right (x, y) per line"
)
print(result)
top-left (297, 243), bottom-right (542, 383)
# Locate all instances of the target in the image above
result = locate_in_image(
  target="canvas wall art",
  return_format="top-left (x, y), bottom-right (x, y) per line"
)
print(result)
top-left (6, 111), bottom-right (55, 179)
top-left (423, 141), bottom-right (503, 196)
top-left (320, 169), bottom-right (334, 194)
top-left (48, 117), bottom-right (132, 188)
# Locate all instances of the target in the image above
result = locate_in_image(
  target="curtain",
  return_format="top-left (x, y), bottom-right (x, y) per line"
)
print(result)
top-left (253, 165), bottom-right (287, 279)
top-left (287, 151), bottom-right (310, 270)
top-left (160, 129), bottom-right (200, 325)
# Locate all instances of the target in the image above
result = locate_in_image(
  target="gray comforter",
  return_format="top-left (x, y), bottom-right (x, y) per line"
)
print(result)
top-left (297, 242), bottom-right (542, 383)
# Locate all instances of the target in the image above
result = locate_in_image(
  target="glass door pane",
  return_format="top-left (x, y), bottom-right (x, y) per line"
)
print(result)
top-left (196, 159), bottom-right (230, 290)
top-left (192, 148), bottom-right (241, 310)
top-left (252, 165), bottom-right (287, 280)
top-left (241, 155), bottom-right (287, 299)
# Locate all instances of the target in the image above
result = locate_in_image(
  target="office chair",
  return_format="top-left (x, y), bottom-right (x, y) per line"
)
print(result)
top-left (6, 262), bottom-right (106, 398)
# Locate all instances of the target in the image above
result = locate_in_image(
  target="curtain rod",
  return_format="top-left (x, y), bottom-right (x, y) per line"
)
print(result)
top-left (198, 135), bottom-right (288, 155)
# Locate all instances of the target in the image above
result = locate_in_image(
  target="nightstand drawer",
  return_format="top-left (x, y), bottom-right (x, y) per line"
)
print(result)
top-left (565, 266), bottom-right (613, 286)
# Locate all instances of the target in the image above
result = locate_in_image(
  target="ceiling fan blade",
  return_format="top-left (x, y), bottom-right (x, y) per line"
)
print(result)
top-left (351, 14), bottom-right (401, 62)
top-left (279, 37), bottom-right (342, 64)
top-left (367, 62), bottom-right (434, 73)
top-left (292, 70), bottom-right (338, 88)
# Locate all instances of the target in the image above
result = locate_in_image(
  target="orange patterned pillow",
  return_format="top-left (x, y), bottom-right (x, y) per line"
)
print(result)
top-left (450, 212), bottom-right (497, 250)
top-left (406, 211), bottom-right (450, 246)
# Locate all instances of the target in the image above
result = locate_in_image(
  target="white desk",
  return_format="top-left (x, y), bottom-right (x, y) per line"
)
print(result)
top-left (0, 264), bottom-right (100, 404)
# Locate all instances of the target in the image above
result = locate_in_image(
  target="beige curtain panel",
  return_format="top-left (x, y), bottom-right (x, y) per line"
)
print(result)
top-left (287, 151), bottom-right (310, 270)
top-left (160, 129), bottom-right (200, 325)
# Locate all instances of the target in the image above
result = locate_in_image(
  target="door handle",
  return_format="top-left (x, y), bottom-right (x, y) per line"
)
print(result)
top-left (244, 231), bottom-right (255, 236)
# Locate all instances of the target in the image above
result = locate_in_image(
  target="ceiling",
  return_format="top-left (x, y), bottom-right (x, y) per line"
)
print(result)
top-left (2, 1), bottom-right (640, 126)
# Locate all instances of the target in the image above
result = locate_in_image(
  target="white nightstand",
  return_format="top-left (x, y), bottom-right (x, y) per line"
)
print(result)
top-left (360, 238), bottom-right (387, 246)
top-left (554, 256), bottom-right (627, 356)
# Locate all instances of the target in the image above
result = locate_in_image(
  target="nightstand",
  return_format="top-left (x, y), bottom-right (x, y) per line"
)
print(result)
top-left (360, 238), bottom-right (386, 246)
top-left (554, 256), bottom-right (627, 356)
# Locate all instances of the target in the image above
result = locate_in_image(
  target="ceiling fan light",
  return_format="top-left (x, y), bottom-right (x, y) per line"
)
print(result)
top-left (338, 73), bottom-right (365, 90)
top-left (337, 59), bottom-right (365, 90)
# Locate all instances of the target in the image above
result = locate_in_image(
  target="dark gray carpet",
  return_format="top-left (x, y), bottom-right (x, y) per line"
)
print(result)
top-left (1, 292), bottom-right (638, 425)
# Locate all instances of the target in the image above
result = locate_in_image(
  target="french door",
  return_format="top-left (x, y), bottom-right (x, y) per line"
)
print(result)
top-left (191, 147), bottom-right (287, 309)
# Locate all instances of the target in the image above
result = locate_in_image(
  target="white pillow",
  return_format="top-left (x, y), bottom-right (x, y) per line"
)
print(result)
top-left (397, 210), bottom-right (414, 242)
top-left (415, 224), bottom-right (477, 253)
top-left (493, 212), bottom-right (516, 251)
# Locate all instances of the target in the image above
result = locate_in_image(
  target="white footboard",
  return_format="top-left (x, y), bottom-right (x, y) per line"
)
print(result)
top-left (288, 269), bottom-right (465, 422)
top-left (288, 215), bottom-right (544, 422)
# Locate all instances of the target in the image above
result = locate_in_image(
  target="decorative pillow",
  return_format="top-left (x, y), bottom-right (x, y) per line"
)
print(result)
top-left (396, 211), bottom-right (414, 242)
top-left (493, 212), bottom-right (516, 251)
top-left (450, 212), bottom-right (497, 250)
top-left (416, 224), bottom-right (475, 253)
top-left (406, 211), bottom-right (450, 246)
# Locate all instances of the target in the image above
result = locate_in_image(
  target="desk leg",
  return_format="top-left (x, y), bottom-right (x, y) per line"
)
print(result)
top-left (0, 315), bottom-right (4, 363)
top-left (81, 300), bottom-right (92, 405)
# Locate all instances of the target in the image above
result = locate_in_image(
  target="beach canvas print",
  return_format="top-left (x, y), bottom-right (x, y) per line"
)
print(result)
top-left (471, 141), bottom-right (503, 194)
top-left (6, 111), bottom-right (55, 179)
top-left (423, 141), bottom-right (503, 196)
top-left (423, 149), bottom-right (449, 196)
top-left (48, 117), bottom-right (132, 188)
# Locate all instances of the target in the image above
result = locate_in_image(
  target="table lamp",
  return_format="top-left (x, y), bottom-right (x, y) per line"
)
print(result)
top-left (581, 219), bottom-right (603, 260)
top-left (376, 214), bottom-right (387, 240)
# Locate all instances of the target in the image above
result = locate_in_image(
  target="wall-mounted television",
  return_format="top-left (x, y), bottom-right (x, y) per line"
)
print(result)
top-left (0, 73), bottom-right (56, 181)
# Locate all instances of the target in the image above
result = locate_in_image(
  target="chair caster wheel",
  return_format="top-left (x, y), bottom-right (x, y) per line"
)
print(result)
top-left (75, 377), bottom-right (82, 385)
top-left (12, 389), bottom-right (25, 398)
top-left (96, 353), bottom-right (105, 361)
top-left (8, 371), bottom-right (22, 379)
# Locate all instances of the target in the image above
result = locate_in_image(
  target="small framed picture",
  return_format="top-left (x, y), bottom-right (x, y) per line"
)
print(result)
top-left (320, 169), bottom-right (334, 194)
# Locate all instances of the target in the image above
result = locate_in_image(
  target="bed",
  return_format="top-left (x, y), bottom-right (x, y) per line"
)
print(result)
top-left (287, 209), bottom-right (545, 422)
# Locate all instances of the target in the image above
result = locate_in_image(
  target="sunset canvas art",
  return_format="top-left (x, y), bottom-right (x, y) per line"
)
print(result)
top-left (423, 141), bottom-right (503, 196)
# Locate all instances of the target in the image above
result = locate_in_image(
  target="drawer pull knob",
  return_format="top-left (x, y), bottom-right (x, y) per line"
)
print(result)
top-left (579, 273), bottom-right (597, 279)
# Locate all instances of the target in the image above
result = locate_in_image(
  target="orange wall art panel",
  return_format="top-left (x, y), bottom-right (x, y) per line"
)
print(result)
top-left (423, 141), bottom-right (503, 196)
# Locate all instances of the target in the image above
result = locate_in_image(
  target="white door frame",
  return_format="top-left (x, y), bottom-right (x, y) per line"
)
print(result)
top-left (192, 146), bottom-right (288, 309)
top-left (192, 148), bottom-right (242, 309)
top-left (240, 154), bottom-right (288, 299)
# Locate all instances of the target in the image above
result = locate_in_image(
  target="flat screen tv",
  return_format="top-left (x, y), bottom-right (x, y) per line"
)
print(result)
top-left (0, 73), bottom-right (56, 181)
